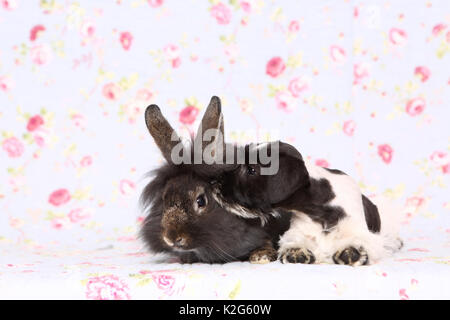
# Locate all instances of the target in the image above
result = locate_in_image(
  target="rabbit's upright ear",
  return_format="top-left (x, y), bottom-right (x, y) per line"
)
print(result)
top-left (266, 142), bottom-right (310, 204)
top-left (194, 96), bottom-right (225, 161)
top-left (144, 104), bottom-right (182, 163)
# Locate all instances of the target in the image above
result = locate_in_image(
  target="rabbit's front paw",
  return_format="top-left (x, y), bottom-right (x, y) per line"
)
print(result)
top-left (333, 246), bottom-right (368, 266)
top-left (279, 248), bottom-right (315, 264)
top-left (249, 246), bottom-right (277, 264)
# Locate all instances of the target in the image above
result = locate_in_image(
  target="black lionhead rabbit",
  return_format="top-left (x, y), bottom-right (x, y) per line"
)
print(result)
top-left (140, 97), bottom-right (291, 263)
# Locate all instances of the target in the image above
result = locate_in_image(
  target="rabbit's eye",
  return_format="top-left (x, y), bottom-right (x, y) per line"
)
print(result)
top-left (247, 166), bottom-right (257, 175)
top-left (196, 195), bottom-right (207, 208)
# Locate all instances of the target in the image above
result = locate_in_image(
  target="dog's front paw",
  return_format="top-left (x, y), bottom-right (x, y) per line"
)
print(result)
top-left (249, 246), bottom-right (277, 264)
top-left (279, 248), bottom-right (315, 264)
top-left (333, 246), bottom-right (368, 266)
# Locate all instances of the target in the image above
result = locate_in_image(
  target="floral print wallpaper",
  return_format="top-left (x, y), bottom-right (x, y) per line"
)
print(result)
top-left (0, 0), bottom-right (449, 299)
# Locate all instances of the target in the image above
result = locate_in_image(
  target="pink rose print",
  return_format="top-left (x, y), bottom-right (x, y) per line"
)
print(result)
top-left (30, 25), bottom-right (45, 41)
top-left (136, 88), bottom-right (153, 101)
top-left (51, 218), bottom-right (66, 230)
top-left (30, 44), bottom-right (52, 65)
top-left (288, 76), bottom-right (309, 97)
top-left (48, 189), bottom-right (71, 206)
top-left (26, 115), bottom-right (44, 132)
top-left (353, 63), bottom-right (369, 84)
top-left (432, 23), bottom-right (447, 36)
top-left (102, 82), bottom-right (122, 101)
top-left (330, 45), bottom-right (346, 64)
top-left (405, 97), bottom-right (425, 116)
top-left (430, 151), bottom-right (450, 174)
top-left (399, 288), bottom-right (409, 300)
top-left (2, 137), bottom-right (24, 158)
top-left (164, 44), bottom-right (181, 68)
top-left (1, 0), bottom-right (17, 10)
top-left (119, 31), bottom-right (133, 50)
top-left (378, 144), bottom-right (393, 164)
top-left (34, 134), bottom-right (45, 147)
top-left (414, 66), bottom-right (430, 82)
top-left (152, 274), bottom-right (175, 292)
top-left (275, 91), bottom-right (295, 113)
top-left (86, 275), bottom-right (130, 300)
top-left (288, 20), bottom-right (300, 33)
top-left (80, 155), bottom-right (93, 167)
top-left (389, 28), bottom-right (407, 46)
top-left (211, 3), bottom-right (232, 25)
top-left (179, 106), bottom-right (199, 125)
top-left (0, 75), bottom-right (14, 92)
top-left (148, 0), bottom-right (163, 7)
top-left (80, 21), bottom-right (96, 38)
top-left (240, 1), bottom-right (251, 14)
top-left (119, 179), bottom-right (136, 196)
top-left (266, 57), bottom-right (286, 78)
top-left (68, 208), bottom-right (91, 223)
top-left (315, 159), bottom-right (329, 168)
top-left (343, 120), bottom-right (356, 136)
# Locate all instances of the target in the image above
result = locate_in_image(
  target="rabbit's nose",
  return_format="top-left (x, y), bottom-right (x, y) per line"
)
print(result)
top-left (174, 237), bottom-right (186, 248)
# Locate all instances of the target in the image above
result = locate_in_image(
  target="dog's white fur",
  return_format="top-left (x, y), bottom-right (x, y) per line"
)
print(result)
top-left (277, 161), bottom-right (402, 264)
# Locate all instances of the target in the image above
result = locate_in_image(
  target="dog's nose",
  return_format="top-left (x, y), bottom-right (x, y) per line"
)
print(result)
top-left (174, 237), bottom-right (186, 248)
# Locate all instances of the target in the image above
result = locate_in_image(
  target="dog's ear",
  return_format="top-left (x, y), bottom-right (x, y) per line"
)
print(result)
top-left (144, 104), bottom-right (182, 163)
top-left (266, 142), bottom-right (310, 204)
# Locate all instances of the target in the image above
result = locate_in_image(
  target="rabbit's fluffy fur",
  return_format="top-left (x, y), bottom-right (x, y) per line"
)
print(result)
top-left (141, 96), bottom-right (402, 265)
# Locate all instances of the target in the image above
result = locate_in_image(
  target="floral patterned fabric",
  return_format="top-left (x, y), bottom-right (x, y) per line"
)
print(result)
top-left (0, 0), bottom-right (449, 299)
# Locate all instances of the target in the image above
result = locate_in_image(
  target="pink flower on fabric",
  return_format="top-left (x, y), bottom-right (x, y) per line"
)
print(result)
top-left (48, 189), bottom-right (71, 206)
top-left (148, 0), bottom-right (163, 7)
top-left (30, 44), bottom-right (52, 65)
top-left (343, 120), bottom-right (356, 136)
top-left (240, 1), bottom-right (251, 14)
top-left (330, 45), bottom-right (346, 64)
top-left (389, 28), bottom-right (407, 46)
top-left (119, 179), bottom-right (136, 196)
top-left (399, 288), bottom-right (409, 300)
top-left (102, 83), bottom-right (122, 101)
top-left (378, 144), bottom-right (393, 164)
top-left (179, 106), bottom-right (199, 125)
top-left (80, 155), bottom-right (93, 167)
top-left (2, 137), bottom-right (24, 158)
top-left (152, 274), bottom-right (176, 292)
top-left (119, 31), bottom-right (133, 50)
top-left (1, 0), bottom-right (18, 10)
top-left (288, 76), bottom-right (309, 97)
top-left (275, 91), bottom-right (295, 113)
top-left (414, 66), bottom-right (430, 82)
top-left (34, 134), bottom-right (45, 147)
top-left (26, 115), bottom-right (44, 132)
top-left (288, 20), bottom-right (300, 33)
top-left (86, 275), bottom-right (130, 300)
top-left (136, 89), bottom-right (153, 101)
top-left (51, 218), bottom-right (66, 230)
top-left (266, 57), bottom-right (286, 78)
top-left (315, 159), bottom-right (329, 168)
top-left (164, 44), bottom-right (181, 68)
top-left (405, 97), bottom-right (425, 116)
top-left (68, 208), bottom-right (91, 223)
top-left (353, 63), bottom-right (369, 84)
top-left (211, 3), bottom-right (232, 25)
top-left (30, 25), bottom-right (45, 41)
top-left (80, 21), bottom-right (96, 38)
top-left (432, 23), bottom-right (447, 36)
top-left (0, 75), bottom-right (14, 92)
top-left (430, 151), bottom-right (450, 174)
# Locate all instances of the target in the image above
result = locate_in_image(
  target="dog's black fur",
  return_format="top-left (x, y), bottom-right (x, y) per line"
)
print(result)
top-left (217, 142), bottom-right (381, 233)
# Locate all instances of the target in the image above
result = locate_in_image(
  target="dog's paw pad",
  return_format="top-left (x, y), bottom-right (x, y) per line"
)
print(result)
top-left (249, 248), bottom-right (277, 264)
top-left (279, 248), bottom-right (315, 264)
top-left (333, 246), bottom-right (369, 266)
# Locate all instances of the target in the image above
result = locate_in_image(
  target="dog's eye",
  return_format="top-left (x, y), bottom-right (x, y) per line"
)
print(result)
top-left (196, 195), bottom-right (206, 208)
top-left (247, 166), bottom-right (257, 175)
